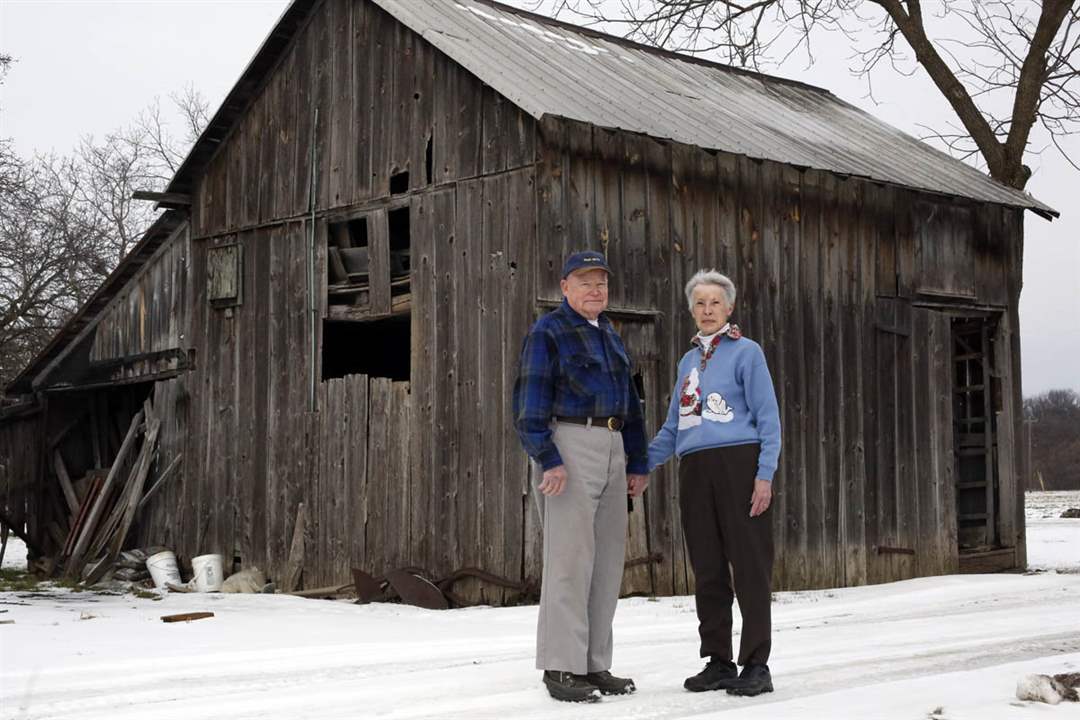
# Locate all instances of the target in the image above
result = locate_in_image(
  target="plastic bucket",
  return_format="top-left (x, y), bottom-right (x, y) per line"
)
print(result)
top-left (146, 551), bottom-right (182, 589)
top-left (191, 554), bottom-right (225, 592)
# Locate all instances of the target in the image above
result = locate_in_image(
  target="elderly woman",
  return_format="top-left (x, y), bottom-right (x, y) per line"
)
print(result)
top-left (646, 269), bottom-right (781, 697)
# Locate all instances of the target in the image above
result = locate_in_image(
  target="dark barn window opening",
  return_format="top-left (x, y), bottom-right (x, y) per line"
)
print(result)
top-left (388, 207), bottom-right (410, 298)
top-left (390, 169), bottom-right (410, 195)
top-left (321, 315), bottom-right (411, 381)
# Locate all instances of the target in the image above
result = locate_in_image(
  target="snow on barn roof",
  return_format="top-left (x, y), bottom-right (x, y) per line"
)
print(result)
top-left (374, 0), bottom-right (1054, 217)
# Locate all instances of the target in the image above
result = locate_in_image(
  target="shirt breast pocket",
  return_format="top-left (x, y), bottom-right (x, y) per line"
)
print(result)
top-left (561, 352), bottom-right (601, 397)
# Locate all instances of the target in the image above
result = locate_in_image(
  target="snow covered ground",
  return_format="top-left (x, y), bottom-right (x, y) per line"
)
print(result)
top-left (1, 491), bottom-right (1078, 720)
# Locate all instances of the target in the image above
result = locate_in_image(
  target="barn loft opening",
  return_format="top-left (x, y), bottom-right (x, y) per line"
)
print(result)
top-left (321, 315), bottom-right (410, 381)
top-left (323, 208), bottom-right (412, 382)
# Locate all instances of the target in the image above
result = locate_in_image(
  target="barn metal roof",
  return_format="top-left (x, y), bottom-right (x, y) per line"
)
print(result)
top-left (373, 0), bottom-right (1055, 218)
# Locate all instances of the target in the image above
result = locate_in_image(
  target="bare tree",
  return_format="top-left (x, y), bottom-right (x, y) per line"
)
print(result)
top-left (534, 0), bottom-right (1080, 190)
top-left (0, 141), bottom-right (113, 386)
top-left (0, 85), bottom-right (210, 390)
top-left (75, 88), bottom-right (211, 261)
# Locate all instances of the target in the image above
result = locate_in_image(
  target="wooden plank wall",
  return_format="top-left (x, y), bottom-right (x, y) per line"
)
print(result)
top-left (90, 229), bottom-right (191, 364)
top-left (191, 0), bottom-right (536, 240)
top-left (0, 413), bottom-right (41, 555)
top-left (535, 118), bottom-right (1025, 593)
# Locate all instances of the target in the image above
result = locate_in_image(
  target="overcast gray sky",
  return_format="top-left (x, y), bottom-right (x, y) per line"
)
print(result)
top-left (1, 0), bottom-right (1076, 395)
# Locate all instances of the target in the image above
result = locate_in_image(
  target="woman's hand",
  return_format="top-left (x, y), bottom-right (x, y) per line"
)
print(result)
top-left (627, 474), bottom-right (649, 497)
top-left (749, 478), bottom-right (772, 517)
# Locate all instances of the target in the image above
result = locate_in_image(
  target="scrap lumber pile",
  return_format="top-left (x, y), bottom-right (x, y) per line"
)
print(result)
top-left (40, 396), bottom-right (173, 584)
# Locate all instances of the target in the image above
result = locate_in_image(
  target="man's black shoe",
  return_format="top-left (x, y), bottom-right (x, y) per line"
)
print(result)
top-left (542, 671), bottom-right (601, 703)
top-left (683, 657), bottom-right (739, 692)
top-left (726, 663), bottom-right (773, 696)
top-left (584, 670), bottom-right (636, 695)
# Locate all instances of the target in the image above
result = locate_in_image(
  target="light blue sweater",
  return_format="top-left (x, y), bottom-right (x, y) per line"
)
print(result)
top-left (648, 334), bottom-right (781, 481)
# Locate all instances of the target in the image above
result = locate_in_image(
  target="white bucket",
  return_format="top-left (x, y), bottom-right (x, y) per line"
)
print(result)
top-left (146, 551), bottom-right (182, 589)
top-left (191, 554), bottom-right (225, 592)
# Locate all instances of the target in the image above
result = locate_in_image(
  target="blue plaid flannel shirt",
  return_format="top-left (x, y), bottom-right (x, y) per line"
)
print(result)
top-left (512, 299), bottom-right (648, 474)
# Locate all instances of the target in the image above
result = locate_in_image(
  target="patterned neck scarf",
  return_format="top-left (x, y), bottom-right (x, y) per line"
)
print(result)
top-left (693, 323), bottom-right (741, 371)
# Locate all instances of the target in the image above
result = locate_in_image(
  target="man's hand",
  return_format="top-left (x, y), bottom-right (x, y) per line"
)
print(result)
top-left (627, 474), bottom-right (649, 497)
top-left (539, 465), bottom-right (568, 496)
top-left (749, 479), bottom-right (772, 517)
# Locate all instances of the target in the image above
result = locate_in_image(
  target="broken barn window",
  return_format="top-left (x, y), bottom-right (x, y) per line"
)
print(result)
top-left (390, 170), bottom-right (409, 195)
top-left (323, 207), bottom-right (412, 382)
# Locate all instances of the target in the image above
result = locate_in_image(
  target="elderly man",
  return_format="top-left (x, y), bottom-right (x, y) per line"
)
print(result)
top-left (512, 250), bottom-right (649, 703)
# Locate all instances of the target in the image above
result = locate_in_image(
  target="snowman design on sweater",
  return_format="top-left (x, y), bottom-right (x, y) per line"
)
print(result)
top-left (678, 368), bottom-right (736, 429)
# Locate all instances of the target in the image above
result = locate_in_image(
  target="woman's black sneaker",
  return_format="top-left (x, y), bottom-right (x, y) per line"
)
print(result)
top-left (684, 658), bottom-right (739, 692)
top-left (726, 663), bottom-right (773, 696)
top-left (584, 670), bottom-right (636, 695)
top-left (542, 671), bottom-right (601, 703)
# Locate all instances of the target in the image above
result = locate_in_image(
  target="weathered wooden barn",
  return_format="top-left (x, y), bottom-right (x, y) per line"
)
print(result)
top-left (1, 0), bottom-right (1057, 599)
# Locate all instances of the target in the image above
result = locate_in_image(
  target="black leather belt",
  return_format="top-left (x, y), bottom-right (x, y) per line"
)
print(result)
top-left (556, 416), bottom-right (624, 431)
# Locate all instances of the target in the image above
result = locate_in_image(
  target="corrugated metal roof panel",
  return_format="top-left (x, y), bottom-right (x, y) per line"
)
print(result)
top-left (373, 0), bottom-right (1055, 217)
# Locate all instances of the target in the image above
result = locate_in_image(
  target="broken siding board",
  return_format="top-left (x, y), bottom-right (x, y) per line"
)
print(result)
top-left (389, 20), bottom-right (416, 189)
top-left (367, 7), bottom-right (392, 198)
top-left (368, 208), bottom-right (392, 315)
top-left (410, 37), bottom-right (435, 193)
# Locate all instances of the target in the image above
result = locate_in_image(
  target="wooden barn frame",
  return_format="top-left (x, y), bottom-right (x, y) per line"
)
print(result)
top-left (0, 0), bottom-right (1055, 600)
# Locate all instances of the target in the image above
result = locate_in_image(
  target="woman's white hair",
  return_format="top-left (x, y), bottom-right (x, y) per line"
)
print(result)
top-left (684, 269), bottom-right (736, 311)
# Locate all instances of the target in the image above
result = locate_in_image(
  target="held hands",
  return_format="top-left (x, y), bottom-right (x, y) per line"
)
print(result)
top-left (627, 474), bottom-right (648, 497)
top-left (749, 478), bottom-right (772, 517)
top-left (539, 465), bottom-right (568, 496)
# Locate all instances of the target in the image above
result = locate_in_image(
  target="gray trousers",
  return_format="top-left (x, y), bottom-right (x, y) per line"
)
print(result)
top-left (532, 421), bottom-right (628, 674)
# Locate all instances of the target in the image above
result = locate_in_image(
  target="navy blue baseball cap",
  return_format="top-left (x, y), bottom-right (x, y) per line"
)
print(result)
top-left (561, 250), bottom-right (612, 278)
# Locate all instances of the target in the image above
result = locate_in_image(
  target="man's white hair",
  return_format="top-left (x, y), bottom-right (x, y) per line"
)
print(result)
top-left (684, 269), bottom-right (736, 311)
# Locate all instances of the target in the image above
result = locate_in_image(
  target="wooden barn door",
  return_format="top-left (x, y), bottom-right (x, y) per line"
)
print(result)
top-left (952, 316), bottom-right (1001, 553)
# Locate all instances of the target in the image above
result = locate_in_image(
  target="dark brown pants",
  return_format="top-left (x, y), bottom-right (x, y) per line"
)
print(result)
top-left (679, 443), bottom-right (773, 666)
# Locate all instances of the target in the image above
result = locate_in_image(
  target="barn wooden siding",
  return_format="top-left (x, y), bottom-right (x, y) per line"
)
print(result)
top-left (102, 0), bottom-right (539, 597)
top-left (535, 117), bottom-right (1027, 591)
top-left (0, 412), bottom-right (41, 550)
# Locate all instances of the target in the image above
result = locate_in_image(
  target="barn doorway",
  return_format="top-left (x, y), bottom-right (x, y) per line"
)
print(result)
top-left (951, 316), bottom-right (1000, 552)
